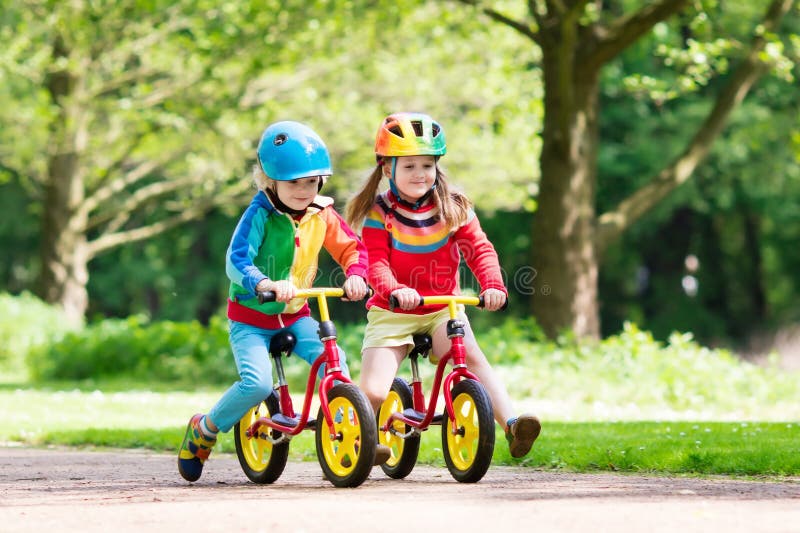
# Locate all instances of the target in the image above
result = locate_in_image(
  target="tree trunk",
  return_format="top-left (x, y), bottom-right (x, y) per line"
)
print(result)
top-left (37, 35), bottom-right (89, 326)
top-left (531, 49), bottom-right (601, 338)
top-left (39, 168), bottom-right (90, 326)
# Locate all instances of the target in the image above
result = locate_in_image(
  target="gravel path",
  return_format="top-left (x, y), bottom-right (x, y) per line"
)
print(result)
top-left (1, 447), bottom-right (798, 532)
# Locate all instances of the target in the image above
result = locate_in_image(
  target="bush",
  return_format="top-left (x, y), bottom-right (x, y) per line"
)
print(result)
top-left (0, 292), bottom-right (79, 380)
top-left (24, 313), bottom-right (800, 421)
top-left (28, 315), bottom-right (237, 386)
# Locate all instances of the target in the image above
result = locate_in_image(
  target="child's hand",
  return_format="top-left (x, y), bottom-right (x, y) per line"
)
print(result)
top-left (481, 288), bottom-right (507, 311)
top-left (390, 288), bottom-right (421, 310)
top-left (342, 276), bottom-right (368, 301)
top-left (256, 279), bottom-right (297, 303)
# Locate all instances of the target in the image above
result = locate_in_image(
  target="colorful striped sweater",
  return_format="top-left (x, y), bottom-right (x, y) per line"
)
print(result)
top-left (226, 191), bottom-right (367, 328)
top-left (362, 190), bottom-right (506, 314)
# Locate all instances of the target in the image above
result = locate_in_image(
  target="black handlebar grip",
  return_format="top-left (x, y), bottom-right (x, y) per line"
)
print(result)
top-left (477, 294), bottom-right (509, 310)
top-left (257, 290), bottom-right (277, 304)
top-left (389, 294), bottom-right (424, 310)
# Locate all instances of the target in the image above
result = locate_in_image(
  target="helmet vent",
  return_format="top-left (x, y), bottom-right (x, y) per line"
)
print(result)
top-left (432, 123), bottom-right (441, 137)
top-left (388, 125), bottom-right (404, 137)
top-left (411, 120), bottom-right (423, 137)
top-left (273, 133), bottom-right (288, 146)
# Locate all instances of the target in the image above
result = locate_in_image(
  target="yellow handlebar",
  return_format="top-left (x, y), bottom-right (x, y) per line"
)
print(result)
top-left (389, 294), bottom-right (496, 319)
top-left (420, 295), bottom-right (482, 319)
top-left (257, 287), bottom-right (372, 322)
top-left (418, 295), bottom-right (482, 307)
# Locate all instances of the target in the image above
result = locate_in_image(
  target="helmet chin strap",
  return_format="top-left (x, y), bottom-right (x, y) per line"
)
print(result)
top-left (266, 187), bottom-right (306, 216)
top-left (387, 157), bottom-right (436, 210)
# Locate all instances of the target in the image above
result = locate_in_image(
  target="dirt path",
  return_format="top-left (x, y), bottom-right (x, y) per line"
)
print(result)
top-left (1, 447), bottom-right (798, 532)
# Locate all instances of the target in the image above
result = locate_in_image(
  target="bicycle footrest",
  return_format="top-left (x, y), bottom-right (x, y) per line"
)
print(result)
top-left (271, 413), bottom-right (314, 429)
top-left (401, 408), bottom-right (443, 425)
top-left (402, 408), bottom-right (424, 422)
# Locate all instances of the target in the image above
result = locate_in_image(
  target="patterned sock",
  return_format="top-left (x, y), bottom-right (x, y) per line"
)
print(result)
top-left (506, 417), bottom-right (518, 432)
top-left (199, 416), bottom-right (218, 439)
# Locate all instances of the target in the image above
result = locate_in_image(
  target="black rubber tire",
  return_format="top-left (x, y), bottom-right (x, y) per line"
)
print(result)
top-left (378, 377), bottom-right (421, 479)
top-left (234, 392), bottom-right (290, 484)
top-left (441, 379), bottom-right (495, 483)
top-left (315, 383), bottom-right (378, 487)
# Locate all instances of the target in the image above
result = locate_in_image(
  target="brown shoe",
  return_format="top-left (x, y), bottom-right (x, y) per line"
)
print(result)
top-left (505, 415), bottom-right (541, 458)
top-left (374, 444), bottom-right (391, 466)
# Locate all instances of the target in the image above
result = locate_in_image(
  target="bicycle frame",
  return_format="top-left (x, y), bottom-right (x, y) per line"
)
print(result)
top-left (383, 295), bottom-right (484, 437)
top-left (245, 288), bottom-right (352, 442)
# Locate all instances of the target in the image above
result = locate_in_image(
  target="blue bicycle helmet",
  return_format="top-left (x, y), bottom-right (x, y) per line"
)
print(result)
top-left (256, 121), bottom-right (332, 181)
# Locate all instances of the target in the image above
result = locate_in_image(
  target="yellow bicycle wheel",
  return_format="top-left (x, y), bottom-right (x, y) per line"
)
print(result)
top-left (234, 392), bottom-right (289, 484)
top-left (378, 377), bottom-right (420, 479)
top-left (316, 383), bottom-right (377, 487)
top-left (441, 379), bottom-right (494, 483)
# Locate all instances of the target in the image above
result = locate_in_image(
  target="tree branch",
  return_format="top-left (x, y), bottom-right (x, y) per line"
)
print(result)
top-left (453, 0), bottom-right (541, 44)
top-left (81, 152), bottom-right (178, 224)
top-left (596, 0), bottom-right (796, 253)
top-left (547, 0), bottom-right (567, 16)
top-left (87, 201), bottom-right (213, 258)
top-left (91, 67), bottom-right (164, 99)
top-left (86, 183), bottom-right (248, 259)
top-left (85, 133), bottom-right (148, 192)
top-left (97, 177), bottom-right (199, 234)
top-left (88, 4), bottom-right (190, 72)
top-left (586, 0), bottom-right (690, 70)
top-left (240, 60), bottom-right (345, 109)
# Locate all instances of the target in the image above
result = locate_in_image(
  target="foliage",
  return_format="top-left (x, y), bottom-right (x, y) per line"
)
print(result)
top-left (0, 292), bottom-right (79, 379)
top-left (596, 2), bottom-right (800, 342)
top-left (27, 315), bottom-right (235, 386)
top-left (0, 0), bottom-right (542, 322)
top-left (6, 310), bottom-right (799, 475)
top-left (24, 316), bottom-right (799, 424)
top-left (0, 0), bottom-right (798, 350)
top-left (481, 322), bottom-right (798, 421)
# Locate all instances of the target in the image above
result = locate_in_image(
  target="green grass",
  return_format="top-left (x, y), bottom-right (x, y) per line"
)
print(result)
top-left (3, 311), bottom-right (799, 477)
top-left (529, 421), bottom-right (800, 476)
top-left (1, 388), bottom-right (798, 476)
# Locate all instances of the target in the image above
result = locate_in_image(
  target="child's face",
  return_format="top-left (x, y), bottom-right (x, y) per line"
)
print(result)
top-left (273, 176), bottom-right (321, 211)
top-left (386, 155), bottom-right (436, 203)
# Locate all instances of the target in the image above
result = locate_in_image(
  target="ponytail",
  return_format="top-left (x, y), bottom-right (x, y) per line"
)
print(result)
top-left (345, 163), bottom-right (472, 232)
top-left (345, 166), bottom-right (384, 230)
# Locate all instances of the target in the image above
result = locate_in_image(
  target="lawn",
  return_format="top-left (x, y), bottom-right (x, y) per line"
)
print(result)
top-left (1, 386), bottom-right (797, 476)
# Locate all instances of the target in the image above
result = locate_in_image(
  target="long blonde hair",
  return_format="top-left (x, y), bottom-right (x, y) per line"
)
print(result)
top-left (345, 161), bottom-right (472, 231)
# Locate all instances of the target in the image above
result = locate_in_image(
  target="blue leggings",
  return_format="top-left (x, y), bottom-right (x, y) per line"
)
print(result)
top-left (208, 317), bottom-right (349, 432)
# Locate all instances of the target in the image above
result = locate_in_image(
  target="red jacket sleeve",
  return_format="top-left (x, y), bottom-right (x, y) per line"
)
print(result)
top-left (453, 212), bottom-right (507, 294)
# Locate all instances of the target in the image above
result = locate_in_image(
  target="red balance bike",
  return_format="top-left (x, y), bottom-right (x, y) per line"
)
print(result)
top-left (378, 294), bottom-right (497, 483)
top-left (233, 287), bottom-right (377, 488)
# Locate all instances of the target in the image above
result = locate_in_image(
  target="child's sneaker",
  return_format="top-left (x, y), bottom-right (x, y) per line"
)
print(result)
top-left (505, 415), bottom-right (541, 458)
top-left (374, 444), bottom-right (391, 466)
top-left (178, 414), bottom-right (216, 482)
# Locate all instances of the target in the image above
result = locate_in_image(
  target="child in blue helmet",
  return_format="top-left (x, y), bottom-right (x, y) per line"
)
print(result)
top-left (179, 121), bottom-right (376, 482)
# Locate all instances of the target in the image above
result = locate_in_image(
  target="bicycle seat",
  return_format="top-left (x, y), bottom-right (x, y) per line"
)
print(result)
top-left (269, 331), bottom-right (297, 358)
top-left (409, 334), bottom-right (432, 358)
